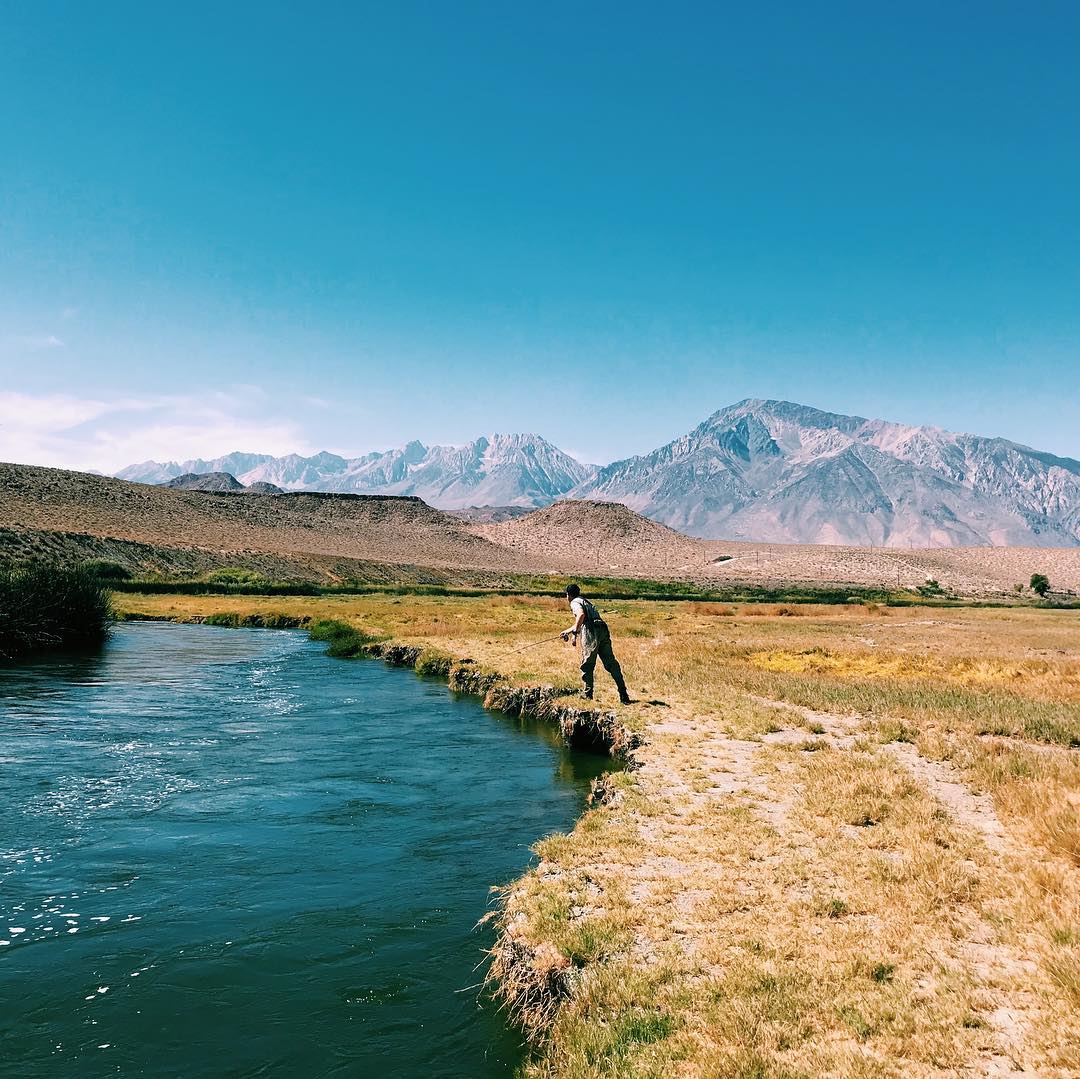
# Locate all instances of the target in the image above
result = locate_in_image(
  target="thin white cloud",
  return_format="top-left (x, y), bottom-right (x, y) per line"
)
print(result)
top-left (0, 390), bottom-right (314, 474)
top-left (9, 334), bottom-right (66, 349)
top-left (0, 391), bottom-right (110, 431)
top-left (561, 446), bottom-right (603, 467)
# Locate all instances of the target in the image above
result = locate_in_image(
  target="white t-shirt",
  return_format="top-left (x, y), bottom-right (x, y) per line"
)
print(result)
top-left (571, 597), bottom-right (601, 625)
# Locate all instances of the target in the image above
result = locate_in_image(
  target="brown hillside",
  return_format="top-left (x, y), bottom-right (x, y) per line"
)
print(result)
top-left (3, 463), bottom-right (1078, 595)
top-left (476, 499), bottom-right (711, 574)
top-left (0, 463), bottom-right (523, 577)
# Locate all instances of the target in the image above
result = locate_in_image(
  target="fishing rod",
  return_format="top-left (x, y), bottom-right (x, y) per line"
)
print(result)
top-left (491, 598), bottom-right (627, 661)
top-left (492, 633), bottom-right (568, 660)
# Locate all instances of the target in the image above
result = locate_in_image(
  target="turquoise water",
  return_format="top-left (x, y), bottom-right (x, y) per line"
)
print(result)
top-left (0, 622), bottom-right (609, 1077)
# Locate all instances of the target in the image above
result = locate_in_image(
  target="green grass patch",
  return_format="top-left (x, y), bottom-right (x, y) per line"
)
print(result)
top-left (203, 612), bottom-right (306, 629)
top-left (205, 567), bottom-right (271, 587)
top-left (839, 1004), bottom-right (874, 1040)
top-left (414, 648), bottom-right (453, 677)
top-left (308, 619), bottom-right (385, 658)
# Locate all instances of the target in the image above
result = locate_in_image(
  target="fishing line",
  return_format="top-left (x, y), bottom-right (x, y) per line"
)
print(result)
top-left (491, 633), bottom-right (568, 660)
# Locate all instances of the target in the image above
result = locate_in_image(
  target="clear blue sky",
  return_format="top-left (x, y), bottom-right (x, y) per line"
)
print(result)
top-left (1, 1), bottom-right (1077, 471)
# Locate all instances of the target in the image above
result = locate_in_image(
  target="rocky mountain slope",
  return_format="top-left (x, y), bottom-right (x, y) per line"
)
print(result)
top-left (572, 400), bottom-right (1080, 547)
top-left (121, 435), bottom-right (592, 509)
top-left (118, 453), bottom-right (276, 485)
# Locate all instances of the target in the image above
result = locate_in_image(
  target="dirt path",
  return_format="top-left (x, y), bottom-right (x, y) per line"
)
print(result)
top-left (735, 694), bottom-right (1049, 1074)
top-left (613, 694), bottom-right (1048, 1072)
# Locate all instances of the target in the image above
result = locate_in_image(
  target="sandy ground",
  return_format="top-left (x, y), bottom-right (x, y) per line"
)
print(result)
top-left (699, 539), bottom-right (1080, 596)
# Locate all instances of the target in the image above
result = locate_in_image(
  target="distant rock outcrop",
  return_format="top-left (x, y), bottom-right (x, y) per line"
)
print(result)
top-left (163, 472), bottom-right (246, 492)
top-left (160, 473), bottom-right (284, 495)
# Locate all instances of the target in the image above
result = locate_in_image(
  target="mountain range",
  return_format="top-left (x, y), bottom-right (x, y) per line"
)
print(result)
top-left (117, 433), bottom-right (591, 510)
top-left (115, 400), bottom-right (1080, 547)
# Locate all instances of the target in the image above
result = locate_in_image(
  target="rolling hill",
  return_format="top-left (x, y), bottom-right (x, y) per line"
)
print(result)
top-left (2, 461), bottom-right (1078, 594)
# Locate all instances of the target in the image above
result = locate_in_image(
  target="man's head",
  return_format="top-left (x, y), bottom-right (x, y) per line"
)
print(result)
top-left (565, 582), bottom-right (581, 600)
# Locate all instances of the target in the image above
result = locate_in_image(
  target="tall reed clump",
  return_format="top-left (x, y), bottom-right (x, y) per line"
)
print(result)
top-left (0, 564), bottom-right (114, 658)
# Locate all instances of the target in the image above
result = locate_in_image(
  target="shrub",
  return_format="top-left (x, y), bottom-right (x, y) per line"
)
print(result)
top-left (308, 619), bottom-right (383, 658)
top-left (203, 612), bottom-right (243, 627)
top-left (414, 648), bottom-right (453, 677)
top-left (259, 612), bottom-right (305, 629)
top-left (81, 559), bottom-right (132, 581)
top-left (917, 578), bottom-right (945, 597)
top-left (870, 962), bottom-right (895, 984)
top-left (0, 564), bottom-right (113, 658)
top-left (205, 567), bottom-right (269, 587)
top-left (1030, 573), bottom-right (1051, 597)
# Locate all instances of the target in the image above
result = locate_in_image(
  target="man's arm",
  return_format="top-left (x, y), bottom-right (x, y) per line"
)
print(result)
top-left (561, 605), bottom-right (587, 641)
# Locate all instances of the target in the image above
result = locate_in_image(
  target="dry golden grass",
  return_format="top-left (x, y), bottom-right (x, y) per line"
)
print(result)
top-left (117, 592), bottom-right (1080, 1076)
top-left (748, 648), bottom-right (1080, 704)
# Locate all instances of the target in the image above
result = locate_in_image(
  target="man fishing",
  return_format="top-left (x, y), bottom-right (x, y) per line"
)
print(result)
top-left (560, 583), bottom-right (631, 704)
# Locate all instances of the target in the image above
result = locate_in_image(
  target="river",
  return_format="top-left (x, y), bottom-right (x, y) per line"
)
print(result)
top-left (0, 622), bottom-right (608, 1077)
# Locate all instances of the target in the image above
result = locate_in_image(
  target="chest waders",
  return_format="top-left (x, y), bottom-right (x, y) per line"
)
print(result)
top-left (577, 601), bottom-right (630, 703)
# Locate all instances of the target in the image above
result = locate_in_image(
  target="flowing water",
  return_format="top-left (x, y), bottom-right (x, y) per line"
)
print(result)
top-left (0, 622), bottom-right (610, 1077)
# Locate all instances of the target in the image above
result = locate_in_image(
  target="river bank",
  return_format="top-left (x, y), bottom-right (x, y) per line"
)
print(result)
top-left (115, 592), bottom-right (1080, 1076)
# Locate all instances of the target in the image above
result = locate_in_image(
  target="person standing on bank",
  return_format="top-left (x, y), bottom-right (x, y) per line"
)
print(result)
top-left (560, 583), bottom-right (631, 704)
